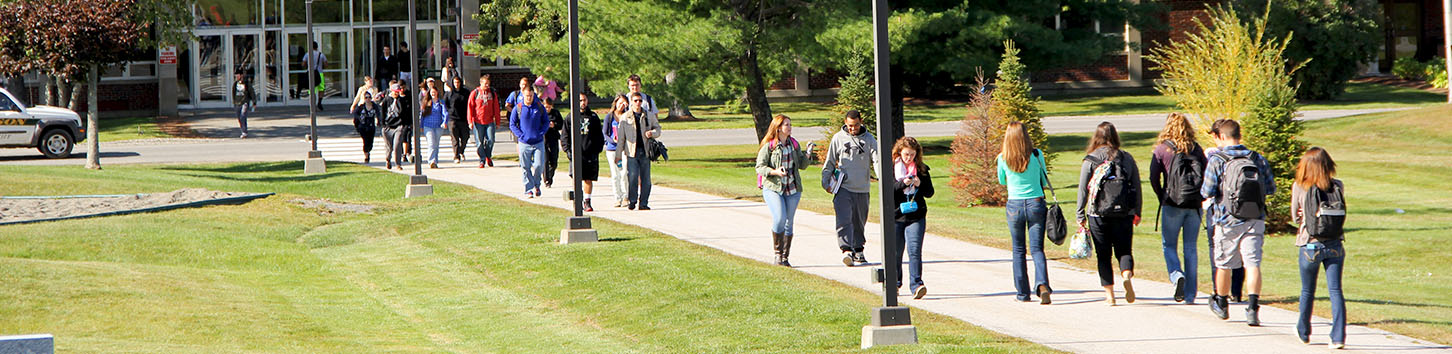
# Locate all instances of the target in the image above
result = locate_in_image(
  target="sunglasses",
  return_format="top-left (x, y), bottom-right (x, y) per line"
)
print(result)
top-left (631, 99), bottom-right (642, 102)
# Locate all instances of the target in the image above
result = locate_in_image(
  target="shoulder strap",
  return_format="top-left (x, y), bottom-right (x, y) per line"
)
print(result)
top-left (1036, 149), bottom-right (1058, 202)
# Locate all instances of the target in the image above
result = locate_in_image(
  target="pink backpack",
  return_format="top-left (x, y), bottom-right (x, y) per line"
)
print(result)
top-left (757, 137), bottom-right (801, 189)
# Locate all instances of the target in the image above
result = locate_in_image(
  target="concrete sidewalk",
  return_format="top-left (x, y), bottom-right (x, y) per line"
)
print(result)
top-left (375, 160), bottom-right (1448, 353)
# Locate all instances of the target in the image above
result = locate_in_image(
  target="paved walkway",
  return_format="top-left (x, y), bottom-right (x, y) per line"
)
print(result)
top-left (373, 160), bottom-right (1448, 353)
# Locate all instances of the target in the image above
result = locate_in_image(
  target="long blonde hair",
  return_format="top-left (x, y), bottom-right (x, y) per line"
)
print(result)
top-left (761, 114), bottom-right (791, 148)
top-left (1001, 121), bottom-right (1034, 173)
top-left (1295, 147), bottom-right (1337, 190)
top-left (1157, 112), bottom-right (1197, 154)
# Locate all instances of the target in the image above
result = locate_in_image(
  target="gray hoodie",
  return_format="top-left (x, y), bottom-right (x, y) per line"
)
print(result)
top-left (821, 126), bottom-right (879, 194)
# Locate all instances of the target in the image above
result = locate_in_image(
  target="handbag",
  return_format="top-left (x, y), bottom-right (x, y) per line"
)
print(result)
top-left (1038, 150), bottom-right (1068, 245)
top-left (899, 191), bottom-right (919, 214)
top-left (1069, 227), bottom-right (1093, 259)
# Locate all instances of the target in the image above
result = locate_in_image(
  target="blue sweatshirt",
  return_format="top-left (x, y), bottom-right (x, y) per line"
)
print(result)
top-left (1201, 144), bottom-right (1276, 226)
top-left (510, 101), bottom-right (549, 145)
top-left (603, 111), bottom-right (620, 151)
top-left (421, 101), bottom-right (448, 129)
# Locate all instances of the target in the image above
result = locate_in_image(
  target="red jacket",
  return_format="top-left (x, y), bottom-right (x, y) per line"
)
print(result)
top-left (467, 87), bottom-right (501, 125)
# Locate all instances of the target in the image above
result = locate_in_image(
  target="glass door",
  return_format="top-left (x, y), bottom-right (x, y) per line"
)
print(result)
top-left (231, 32), bottom-right (261, 105)
top-left (286, 29), bottom-right (351, 104)
top-left (195, 34), bottom-right (226, 105)
top-left (263, 30), bottom-right (283, 103)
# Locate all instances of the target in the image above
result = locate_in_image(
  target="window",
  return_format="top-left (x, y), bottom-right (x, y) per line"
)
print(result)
top-left (0, 94), bottom-right (18, 112)
top-left (195, 0), bottom-right (261, 27)
top-left (1054, 7), bottom-right (1127, 53)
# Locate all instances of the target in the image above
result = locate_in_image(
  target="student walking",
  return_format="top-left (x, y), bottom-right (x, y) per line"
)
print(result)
top-left (1150, 113), bottom-right (1207, 304)
top-left (756, 114), bottom-right (809, 267)
top-left (997, 122), bottom-right (1053, 304)
top-left (625, 75), bottom-right (659, 119)
top-left (544, 99), bottom-right (565, 188)
top-left (468, 74), bottom-right (500, 168)
top-left (1077, 122), bottom-right (1142, 306)
top-left (446, 77), bottom-right (470, 164)
top-left (376, 46), bottom-right (398, 83)
top-left (505, 76), bottom-right (534, 113)
top-left (419, 80), bottom-right (448, 169)
top-left (1202, 118), bottom-right (1276, 326)
top-left (350, 91), bottom-right (380, 163)
top-left (615, 91), bottom-right (662, 210)
top-left (350, 76), bottom-right (380, 112)
top-left (300, 42), bottom-right (327, 111)
top-left (441, 57), bottom-right (460, 93)
top-left (396, 43), bottom-right (412, 84)
top-left (603, 95), bottom-right (629, 208)
top-left (534, 75), bottom-right (565, 102)
top-left (891, 136), bottom-right (934, 299)
top-left (1291, 147), bottom-right (1347, 349)
top-left (380, 80), bottom-right (411, 170)
top-left (823, 110), bottom-right (879, 267)
top-left (1204, 145), bottom-right (1248, 304)
top-left (510, 86), bottom-right (549, 198)
top-left (568, 93), bottom-right (605, 211)
top-left (231, 72), bottom-right (255, 139)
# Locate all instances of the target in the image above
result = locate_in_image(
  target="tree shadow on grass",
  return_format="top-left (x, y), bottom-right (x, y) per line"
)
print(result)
top-left (158, 161), bottom-right (303, 174)
top-left (599, 236), bottom-right (637, 242)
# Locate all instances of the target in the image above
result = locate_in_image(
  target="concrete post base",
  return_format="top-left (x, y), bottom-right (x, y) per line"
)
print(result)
top-left (861, 325), bottom-right (918, 349)
top-left (405, 175), bottom-right (432, 198)
top-left (303, 151), bottom-right (325, 174)
top-left (560, 216), bottom-right (597, 244)
top-left (0, 334), bottom-right (54, 354)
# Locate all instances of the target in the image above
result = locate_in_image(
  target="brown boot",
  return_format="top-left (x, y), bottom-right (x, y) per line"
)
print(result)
top-left (771, 232), bottom-right (784, 265)
top-left (780, 234), bottom-right (794, 267)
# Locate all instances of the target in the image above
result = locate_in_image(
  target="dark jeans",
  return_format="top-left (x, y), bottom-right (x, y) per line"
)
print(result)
top-left (450, 120), bottom-right (470, 160)
top-left (545, 137), bottom-right (561, 185)
top-left (1089, 216), bottom-right (1134, 286)
top-left (1007, 198), bottom-right (1050, 300)
top-left (356, 124), bottom-right (375, 154)
top-left (235, 104), bottom-right (249, 134)
top-left (892, 218), bottom-right (926, 291)
top-left (1297, 239), bottom-right (1346, 344)
top-left (834, 191), bottom-right (870, 252)
top-left (625, 155), bottom-right (652, 208)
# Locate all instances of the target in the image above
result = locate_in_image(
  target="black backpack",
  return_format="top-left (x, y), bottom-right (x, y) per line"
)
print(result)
top-left (1088, 152), bottom-right (1137, 217)
top-left (1214, 151), bottom-right (1267, 220)
top-left (1304, 181), bottom-right (1347, 240)
top-left (1162, 141), bottom-right (1205, 208)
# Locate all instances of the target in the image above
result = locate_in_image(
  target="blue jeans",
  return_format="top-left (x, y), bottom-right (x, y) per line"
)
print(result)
top-left (472, 122), bottom-right (496, 160)
top-left (1007, 198), bottom-right (1050, 300)
top-left (518, 142), bottom-right (545, 193)
top-left (892, 219), bottom-right (926, 291)
top-left (1297, 239), bottom-right (1346, 344)
top-left (625, 155), bottom-right (652, 208)
top-left (763, 190), bottom-right (801, 236)
top-left (234, 104), bottom-right (249, 134)
top-left (422, 126), bottom-right (443, 164)
top-left (1161, 206), bottom-right (1200, 303)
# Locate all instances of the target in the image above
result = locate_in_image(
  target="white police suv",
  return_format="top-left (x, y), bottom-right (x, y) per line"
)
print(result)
top-left (0, 87), bottom-right (85, 158)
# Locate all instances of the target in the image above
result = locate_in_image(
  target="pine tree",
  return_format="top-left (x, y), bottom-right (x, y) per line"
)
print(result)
top-left (990, 41), bottom-right (1052, 168)
top-left (949, 72), bottom-right (1009, 207)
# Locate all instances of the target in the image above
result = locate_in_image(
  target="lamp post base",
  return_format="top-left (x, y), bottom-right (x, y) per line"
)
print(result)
top-left (404, 175), bottom-right (433, 198)
top-left (861, 306), bottom-right (916, 349)
top-left (304, 151), bottom-right (326, 174)
top-left (560, 216), bottom-right (597, 244)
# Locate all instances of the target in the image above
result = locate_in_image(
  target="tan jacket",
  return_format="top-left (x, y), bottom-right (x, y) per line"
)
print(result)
top-left (614, 109), bottom-right (662, 159)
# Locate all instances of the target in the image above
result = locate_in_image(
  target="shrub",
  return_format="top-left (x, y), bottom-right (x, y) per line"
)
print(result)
top-left (1148, 4), bottom-right (1306, 232)
top-left (989, 40), bottom-right (1052, 169)
top-left (1235, 0), bottom-right (1380, 100)
top-left (1392, 57), bottom-right (1425, 81)
top-left (1424, 58), bottom-right (1448, 89)
top-left (949, 72), bottom-right (1008, 207)
top-left (818, 55), bottom-right (876, 161)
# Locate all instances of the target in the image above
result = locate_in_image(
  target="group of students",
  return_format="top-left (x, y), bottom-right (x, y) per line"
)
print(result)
top-left (757, 111), bottom-right (1350, 348)
top-left (345, 71), bottom-right (664, 213)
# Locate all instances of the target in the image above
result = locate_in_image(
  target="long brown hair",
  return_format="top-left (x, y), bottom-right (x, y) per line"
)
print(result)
top-left (1157, 112), bottom-right (1196, 154)
top-left (1001, 121), bottom-right (1035, 173)
top-left (1085, 121), bottom-right (1121, 158)
top-left (893, 136), bottom-right (926, 171)
top-left (761, 114), bottom-right (791, 148)
top-left (1295, 147), bottom-right (1337, 190)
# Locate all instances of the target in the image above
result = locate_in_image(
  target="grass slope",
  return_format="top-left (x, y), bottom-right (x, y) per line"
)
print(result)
top-left (645, 105), bottom-right (1452, 345)
top-left (0, 162), bottom-right (1053, 353)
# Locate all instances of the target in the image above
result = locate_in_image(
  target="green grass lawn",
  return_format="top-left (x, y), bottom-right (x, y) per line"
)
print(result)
top-left (98, 116), bottom-right (172, 142)
top-left (661, 81), bottom-right (1445, 130)
top-left (0, 162), bottom-right (1054, 353)
top-left (645, 105), bottom-right (1452, 345)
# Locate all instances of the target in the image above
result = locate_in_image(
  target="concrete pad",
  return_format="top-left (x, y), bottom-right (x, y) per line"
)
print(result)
top-left (404, 184), bottom-right (433, 198)
top-left (560, 229), bottom-right (598, 244)
top-left (0, 334), bottom-right (54, 354)
top-left (303, 157), bottom-right (326, 174)
top-left (861, 325), bottom-right (918, 349)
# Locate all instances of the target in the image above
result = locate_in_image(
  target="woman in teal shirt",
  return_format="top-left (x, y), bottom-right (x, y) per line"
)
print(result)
top-left (997, 122), bottom-right (1053, 304)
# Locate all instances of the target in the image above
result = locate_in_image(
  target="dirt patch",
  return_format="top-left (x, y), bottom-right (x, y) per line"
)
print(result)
top-left (0, 188), bottom-right (254, 224)
top-left (292, 199), bottom-right (376, 215)
top-left (155, 115), bottom-right (205, 138)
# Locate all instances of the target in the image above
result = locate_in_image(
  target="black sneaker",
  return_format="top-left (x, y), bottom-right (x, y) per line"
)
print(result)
top-left (852, 251), bottom-right (868, 265)
top-left (1174, 277), bottom-right (1186, 303)
top-left (1245, 307), bottom-right (1261, 327)
top-left (1210, 296), bottom-right (1229, 320)
top-left (841, 251), bottom-right (854, 266)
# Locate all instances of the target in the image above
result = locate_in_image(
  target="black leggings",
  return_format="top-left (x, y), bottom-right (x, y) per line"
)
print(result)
top-left (1089, 216), bottom-right (1135, 286)
top-left (450, 120), bottom-right (470, 160)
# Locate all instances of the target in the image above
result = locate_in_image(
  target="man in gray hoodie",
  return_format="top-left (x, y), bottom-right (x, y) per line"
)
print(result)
top-left (821, 110), bottom-right (879, 266)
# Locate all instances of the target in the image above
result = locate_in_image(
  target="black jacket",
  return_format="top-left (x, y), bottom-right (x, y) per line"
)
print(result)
top-left (445, 87), bottom-right (469, 123)
top-left (376, 54), bottom-right (398, 82)
top-left (380, 94), bottom-right (412, 129)
top-left (565, 110), bottom-right (605, 161)
top-left (893, 164), bottom-right (935, 222)
top-left (546, 107), bottom-right (564, 143)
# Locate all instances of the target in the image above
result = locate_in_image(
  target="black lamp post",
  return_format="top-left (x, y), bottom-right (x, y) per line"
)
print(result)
top-left (404, 0), bottom-right (433, 197)
top-left (302, 0), bottom-right (326, 174)
top-left (560, 0), bottom-right (597, 243)
top-left (863, 0), bottom-right (916, 347)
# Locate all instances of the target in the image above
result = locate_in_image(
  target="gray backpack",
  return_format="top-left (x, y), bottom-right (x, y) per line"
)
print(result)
top-left (1215, 151), bottom-right (1266, 221)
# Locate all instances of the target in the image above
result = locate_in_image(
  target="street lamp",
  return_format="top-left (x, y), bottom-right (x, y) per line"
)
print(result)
top-left (560, 0), bottom-right (597, 244)
top-left (404, 0), bottom-right (434, 197)
top-left (302, 0), bottom-right (326, 174)
top-left (862, 0), bottom-right (916, 348)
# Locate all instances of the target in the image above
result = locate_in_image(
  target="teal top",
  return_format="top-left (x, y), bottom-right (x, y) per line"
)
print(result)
top-left (997, 149), bottom-right (1047, 200)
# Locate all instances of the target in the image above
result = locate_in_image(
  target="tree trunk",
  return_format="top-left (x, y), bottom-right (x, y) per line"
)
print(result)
top-left (740, 48), bottom-right (774, 142)
top-left (43, 75), bottom-right (55, 106)
top-left (668, 100), bottom-right (693, 120)
top-left (58, 79), bottom-right (71, 108)
top-left (86, 64), bottom-right (100, 170)
top-left (68, 81), bottom-right (84, 114)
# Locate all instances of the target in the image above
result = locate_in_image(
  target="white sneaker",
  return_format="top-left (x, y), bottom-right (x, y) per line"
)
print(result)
top-left (1329, 343), bottom-right (1344, 350)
